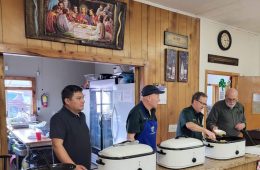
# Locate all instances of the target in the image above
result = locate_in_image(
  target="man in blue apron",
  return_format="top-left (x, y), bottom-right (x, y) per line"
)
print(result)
top-left (126, 85), bottom-right (164, 150)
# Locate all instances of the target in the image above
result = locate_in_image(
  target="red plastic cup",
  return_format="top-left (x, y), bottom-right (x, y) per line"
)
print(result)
top-left (36, 131), bottom-right (42, 140)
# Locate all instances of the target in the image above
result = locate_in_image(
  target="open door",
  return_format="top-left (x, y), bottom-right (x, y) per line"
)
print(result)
top-left (237, 76), bottom-right (260, 130)
top-left (205, 70), bottom-right (239, 116)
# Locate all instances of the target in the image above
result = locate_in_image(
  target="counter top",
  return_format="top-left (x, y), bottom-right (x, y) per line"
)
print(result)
top-left (157, 154), bottom-right (260, 170)
top-left (10, 128), bottom-right (52, 147)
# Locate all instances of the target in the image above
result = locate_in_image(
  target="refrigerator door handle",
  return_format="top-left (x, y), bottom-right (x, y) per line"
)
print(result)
top-left (111, 105), bottom-right (119, 142)
top-left (111, 106), bottom-right (115, 140)
top-left (98, 113), bottom-right (102, 127)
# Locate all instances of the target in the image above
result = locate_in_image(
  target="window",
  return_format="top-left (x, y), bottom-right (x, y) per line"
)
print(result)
top-left (4, 76), bottom-right (36, 118)
top-left (96, 90), bottom-right (113, 114)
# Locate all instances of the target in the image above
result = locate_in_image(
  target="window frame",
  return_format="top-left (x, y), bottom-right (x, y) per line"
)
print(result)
top-left (96, 90), bottom-right (113, 114)
top-left (4, 76), bottom-right (36, 116)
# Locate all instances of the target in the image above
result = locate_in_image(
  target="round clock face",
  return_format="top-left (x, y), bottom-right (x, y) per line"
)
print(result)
top-left (218, 30), bottom-right (232, 50)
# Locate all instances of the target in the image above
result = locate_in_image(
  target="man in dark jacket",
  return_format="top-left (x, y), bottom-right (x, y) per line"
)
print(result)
top-left (176, 92), bottom-right (216, 140)
top-left (206, 88), bottom-right (246, 137)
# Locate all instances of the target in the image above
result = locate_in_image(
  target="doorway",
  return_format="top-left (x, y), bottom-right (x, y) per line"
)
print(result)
top-left (205, 71), bottom-right (260, 131)
top-left (205, 70), bottom-right (239, 116)
top-left (0, 53), bottom-right (142, 167)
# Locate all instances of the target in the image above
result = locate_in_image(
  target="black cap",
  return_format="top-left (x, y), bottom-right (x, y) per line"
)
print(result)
top-left (141, 85), bottom-right (165, 96)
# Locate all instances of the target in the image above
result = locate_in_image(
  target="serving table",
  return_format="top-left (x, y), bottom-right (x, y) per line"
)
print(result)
top-left (157, 154), bottom-right (259, 170)
top-left (9, 128), bottom-right (52, 170)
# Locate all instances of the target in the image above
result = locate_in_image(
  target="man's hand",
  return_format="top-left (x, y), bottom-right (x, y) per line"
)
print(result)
top-left (235, 123), bottom-right (245, 131)
top-left (204, 129), bottom-right (216, 140)
top-left (212, 126), bottom-right (218, 131)
top-left (127, 133), bottom-right (136, 141)
top-left (75, 165), bottom-right (87, 170)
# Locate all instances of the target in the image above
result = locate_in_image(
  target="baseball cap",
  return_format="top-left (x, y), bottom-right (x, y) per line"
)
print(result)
top-left (141, 85), bottom-right (165, 96)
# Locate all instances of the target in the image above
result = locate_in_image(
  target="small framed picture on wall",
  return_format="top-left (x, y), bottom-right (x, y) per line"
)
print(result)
top-left (178, 51), bottom-right (189, 82)
top-left (165, 49), bottom-right (177, 82)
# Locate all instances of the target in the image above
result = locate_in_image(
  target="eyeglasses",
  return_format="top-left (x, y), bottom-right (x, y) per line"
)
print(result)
top-left (226, 98), bottom-right (237, 102)
top-left (196, 100), bottom-right (207, 107)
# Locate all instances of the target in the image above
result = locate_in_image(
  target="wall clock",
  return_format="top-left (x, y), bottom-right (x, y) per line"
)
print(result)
top-left (217, 30), bottom-right (232, 50)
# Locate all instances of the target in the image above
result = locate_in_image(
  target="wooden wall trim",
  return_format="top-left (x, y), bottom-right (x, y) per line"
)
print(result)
top-left (0, 54), bottom-right (8, 154)
top-left (0, 43), bottom-right (146, 66)
top-left (205, 70), bottom-right (240, 76)
top-left (0, 0), bottom-right (3, 43)
top-left (134, 67), bottom-right (141, 105)
top-left (205, 70), bottom-right (240, 93)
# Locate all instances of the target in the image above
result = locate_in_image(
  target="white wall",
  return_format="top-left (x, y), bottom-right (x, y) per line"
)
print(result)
top-left (4, 54), bottom-right (95, 125)
top-left (94, 63), bottom-right (114, 75)
top-left (200, 18), bottom-right (260, 91)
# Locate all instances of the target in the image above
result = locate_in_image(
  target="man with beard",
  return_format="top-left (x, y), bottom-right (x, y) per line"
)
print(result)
top-left (176, 92), bottom-right (216, 140)
top-left (46, 5), bottom-right (60, 33)
top-left (206, 88), bottom-right (246, 137)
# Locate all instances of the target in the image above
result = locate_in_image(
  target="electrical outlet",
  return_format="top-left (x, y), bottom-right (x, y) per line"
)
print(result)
top-left (168, 124), bottom-right (177, 132)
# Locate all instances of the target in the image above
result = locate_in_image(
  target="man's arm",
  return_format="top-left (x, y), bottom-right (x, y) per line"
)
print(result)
top-left (235, 105), bottom-right (246, 131)
top-left (241, 106), bottom-right (247, 126)
top-left (186, 122), bottom-right (216, 140)
top-left (52, 138), bottom-right (87, 170)
top-left (206, 105), bottom-right (219, 130)
top-left (126, 110), bottom-right (141, 140)
top-left (127, 133), bottom-right (136, 141)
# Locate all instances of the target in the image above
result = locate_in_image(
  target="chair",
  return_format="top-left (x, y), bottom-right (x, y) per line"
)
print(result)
top-left (0, 154), bottom-right (11, 170)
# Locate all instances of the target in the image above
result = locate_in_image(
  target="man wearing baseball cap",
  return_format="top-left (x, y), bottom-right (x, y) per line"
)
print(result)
top-left (126, 85), bottom-right (164, 150)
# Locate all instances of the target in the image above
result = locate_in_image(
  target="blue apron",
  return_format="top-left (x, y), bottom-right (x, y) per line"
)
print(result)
top-left (136, 109), bottom-right (158, 150)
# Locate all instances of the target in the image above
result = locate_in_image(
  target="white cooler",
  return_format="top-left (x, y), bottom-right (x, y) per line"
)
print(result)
top-left (157, 137), bottom-right (205, 169)
top-left (97, 141), bottom-right (156, 170)
top-left (204, 136), bottom-right (245, 159)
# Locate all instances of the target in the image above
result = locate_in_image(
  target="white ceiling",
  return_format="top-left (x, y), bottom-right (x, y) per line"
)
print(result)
top-left (135, 0), bottom-right (260, 34)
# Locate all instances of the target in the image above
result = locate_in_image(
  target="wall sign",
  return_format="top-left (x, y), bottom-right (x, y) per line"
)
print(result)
top-left (164, 31), bottom-right (188, 49)
top-left (208, 54), bottom-right (239, 66)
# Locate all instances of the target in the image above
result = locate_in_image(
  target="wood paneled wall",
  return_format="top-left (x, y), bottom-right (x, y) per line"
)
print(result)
top-left (237, 76), bottom-right (260, 130)
top-left (0, 0), bottom-right (200, 154)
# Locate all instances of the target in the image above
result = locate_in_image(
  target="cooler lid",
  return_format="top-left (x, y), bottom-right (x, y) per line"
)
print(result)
top-left (158, 137), bottom-right (203, 149)
top-left (98, 141), bottom-right (153, 158)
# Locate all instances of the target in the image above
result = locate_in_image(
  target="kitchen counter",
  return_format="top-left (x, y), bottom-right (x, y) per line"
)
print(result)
top-left (9, 128), bottom-right (52, 170)
top-left (157, 154), bottom-right (259, 170)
